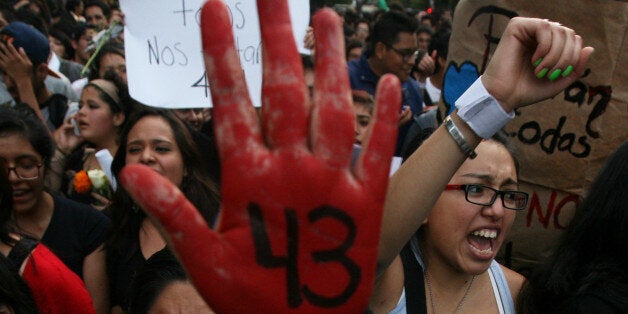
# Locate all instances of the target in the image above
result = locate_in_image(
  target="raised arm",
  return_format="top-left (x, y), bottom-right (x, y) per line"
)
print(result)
top-left (377, 17), bottom-right (593, 268)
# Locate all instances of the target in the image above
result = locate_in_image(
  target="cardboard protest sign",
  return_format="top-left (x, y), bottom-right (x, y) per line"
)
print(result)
top-left (441, 0), bottom-right (627, 272)
top-left (120, 0), bottom-right (309, 108)
top-left (495, 182), bottom-right (580, 276)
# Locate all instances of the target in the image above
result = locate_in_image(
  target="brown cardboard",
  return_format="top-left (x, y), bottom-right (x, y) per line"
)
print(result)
top-left (442, 0), bottom-right (627, 272)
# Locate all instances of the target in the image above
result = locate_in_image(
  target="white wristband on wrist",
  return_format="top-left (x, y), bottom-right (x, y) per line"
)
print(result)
top-left (455, 77), bottom-right (515, 139)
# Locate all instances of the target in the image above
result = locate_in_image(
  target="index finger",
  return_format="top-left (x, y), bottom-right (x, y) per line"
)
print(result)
top-left (119, 164), bottom-right (223, 295)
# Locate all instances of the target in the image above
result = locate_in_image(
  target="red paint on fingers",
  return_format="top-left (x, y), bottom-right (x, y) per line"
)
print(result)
top-left (311, 9), bottom-right (354, 168)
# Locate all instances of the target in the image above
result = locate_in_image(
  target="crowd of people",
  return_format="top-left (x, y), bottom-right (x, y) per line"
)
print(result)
top-left (0, 0), bottom-right (624, 313)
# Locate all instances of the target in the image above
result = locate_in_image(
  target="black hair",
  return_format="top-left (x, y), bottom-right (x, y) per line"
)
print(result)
top-left (517, 141), bottom-right (628, 313)
top-left (416, 24), bottom-right (434, 36)
top-left (0, 160), bottom-right (13, 246)
top-left (405, 126), bottom-right (520, 245)
top-left (428, 29), bottom-right (451, 62)
top-left (300, 53), bottom-right (314, 70)
top-left (401, 127), bottom-right (518, 174)
top-left (49, 26), bottom-right (75, 59)
top-left (65, 0), bottom-right (83, 12)
top-left (345, 39), bottom-right (364, 59)
top-left (87, 70), bottom-right (135, 116)
top-left (0, 104), bottom-right (54, 169)
top-left (14, 6), bottom-right (49, 36)
top-left (127, 249), bottom-right (188, 314)
top-left (83, 70), bottom-right (139, 144)
top-left (106, 107), bottom-right (220, 261)
top-left (0, 254), bottom-right (39, 314)
top-left (365, 10), bottom-right (418, 57)
top-left (70, 21), bottom-right (97, 41)
top-left (84, 0), bottom-right (110, 19)
top-left (87, 40), bottom-right (125, 81)
top-left (343, 23), bottom-right (355, 39)
top-left (342, 8), bottom-right (359, 27)
top-left (0, 7), bottom-right (17, 24)
top-left (420, 14), bottom-right (435, 28)
top-left (388, 1), bottom-right (406, 13)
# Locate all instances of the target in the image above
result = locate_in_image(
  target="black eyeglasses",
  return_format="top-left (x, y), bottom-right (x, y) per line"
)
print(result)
top-left (6, 162), bottom-right (43, 180)
top-left (445, 184), bottom-right (529, 210)
top-left (387, 46), bottom-right (418, 62)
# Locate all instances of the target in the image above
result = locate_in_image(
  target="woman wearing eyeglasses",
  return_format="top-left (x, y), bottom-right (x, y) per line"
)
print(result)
top-left (1, 154), bottom-right (96, 313)
top-left (0, 105), bottom-right (110, 313)
top-left (369, 131), bottom-right (527, 314)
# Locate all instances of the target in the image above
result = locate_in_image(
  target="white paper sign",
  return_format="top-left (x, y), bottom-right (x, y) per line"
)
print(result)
top-left (120, 0), bottom-right (310, 108)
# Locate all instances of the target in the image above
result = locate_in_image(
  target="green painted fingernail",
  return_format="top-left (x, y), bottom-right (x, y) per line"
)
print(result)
top-left (537, 68), bottom-right (549, 79)
top-left (533, 58), bottom-right (543, 67)
top-left (549, 69), bottom-right (562, 81)
top-left (562, 65), bottom-right (573, 77)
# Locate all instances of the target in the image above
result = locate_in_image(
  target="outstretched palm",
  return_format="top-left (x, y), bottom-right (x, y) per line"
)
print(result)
top-left (119, 0), bottom-right (400, 313)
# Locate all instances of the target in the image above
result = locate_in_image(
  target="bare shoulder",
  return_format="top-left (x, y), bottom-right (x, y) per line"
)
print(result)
top-left (499, 264), bottom-right (526, 299)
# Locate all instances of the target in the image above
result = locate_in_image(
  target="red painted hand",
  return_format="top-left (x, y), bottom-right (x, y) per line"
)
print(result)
top-left (119, 1), bottom-right (400, 312)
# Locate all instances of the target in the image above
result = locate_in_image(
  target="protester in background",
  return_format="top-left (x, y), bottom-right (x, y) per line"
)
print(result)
top-left (87, 41), bottom-right (126, 83)
top-left (346, 38), bottom-right (364, 62)
top-left (48, 26), bottom-right (85, 83)
top-left (0, 162), bottom-right (40, 314)
top-left (71, 22), bottom-right (97, 66)
top-left (421, 30), bottom-right (450, 108)
top-left (106, 108), bottom-right (220, 313)
top-left (173, 108), bottom-right (206, 132)
top-left (0, 6), bottom-right (15, 29)
top-left (411, 26), bottom-right (437, 95)
top-left (72, 40), bottom-right (125, 97)
top-left (353, 18), bottom-right (370, 44)
top-left (0, 21), bottom-right (73, 132)
top-left (66, 0), bottom-right (86, 23)
top-left (51, 73), bottom-right (138, 209)
top-left (108, 3), bottom-right (124, 26)
top-left (347, 10), bottom-right (423, 156)
top-left (172, 107), bottom-right (222, 184)
top-left (416, 25), bottom-right (433, 52)
top-left (0, 105), bottom-right (109, 313)
top-left (517, 141), bottom-right (628, 313)
top-left (352, 90), bottom-right (374, 146)
top-left (83, 0), bottom-right (109, 31)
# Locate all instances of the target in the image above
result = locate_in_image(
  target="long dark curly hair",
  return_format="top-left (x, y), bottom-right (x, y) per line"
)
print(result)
top-left (105, 107), bottom-right (221, 259)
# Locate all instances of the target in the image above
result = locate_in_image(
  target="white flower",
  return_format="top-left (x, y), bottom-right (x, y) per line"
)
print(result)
top-left (87, 169), bottom-right (109, 189)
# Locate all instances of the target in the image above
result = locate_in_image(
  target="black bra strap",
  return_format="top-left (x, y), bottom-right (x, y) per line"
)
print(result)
top-left (400, 242), bottom-right (427, 314)
top-left (7, 236), bottom-right (38, 271)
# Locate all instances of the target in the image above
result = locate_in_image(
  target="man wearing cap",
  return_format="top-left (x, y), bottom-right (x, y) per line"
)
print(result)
top-left (0, 21), bottom-right (73, 132)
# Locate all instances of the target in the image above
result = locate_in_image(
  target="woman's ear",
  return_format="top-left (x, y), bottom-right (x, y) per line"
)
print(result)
top-left (113, 113), bottom-right (125, 127)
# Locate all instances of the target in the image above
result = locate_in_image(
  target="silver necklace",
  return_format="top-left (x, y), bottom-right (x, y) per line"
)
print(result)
top-left (424, 269), bottom-right (476, 314)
